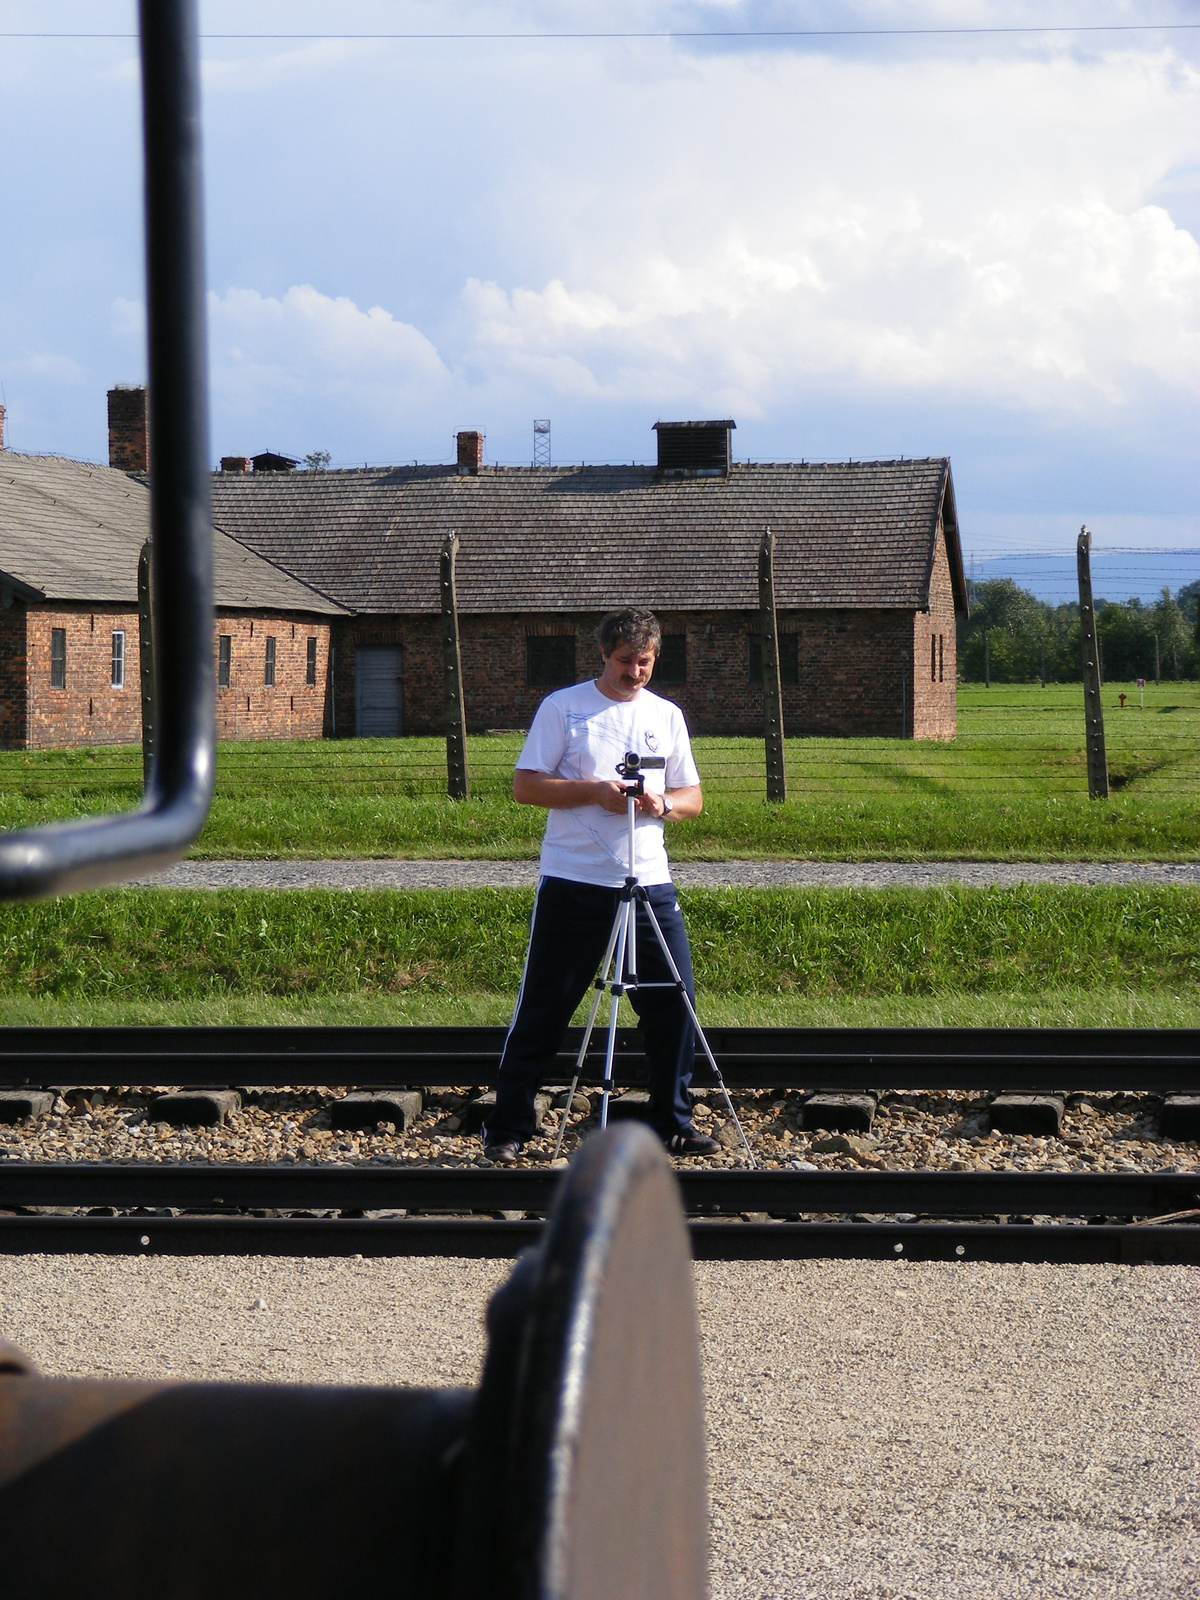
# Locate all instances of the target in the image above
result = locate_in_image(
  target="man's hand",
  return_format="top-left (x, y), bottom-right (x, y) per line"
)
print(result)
top-left (593, 784), bottom-right (699, 818)
top-left (593, 780), bottom-right (634, 815)
top-left (514, 770), bottom-right (702, 820)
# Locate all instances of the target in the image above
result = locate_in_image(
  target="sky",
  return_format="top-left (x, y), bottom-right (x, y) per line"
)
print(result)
top-left (1, 0), bottom-right (1198, 573)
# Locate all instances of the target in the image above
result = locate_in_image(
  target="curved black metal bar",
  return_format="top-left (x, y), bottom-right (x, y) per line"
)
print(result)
top-left (0, 0), bottom-right (214, 902)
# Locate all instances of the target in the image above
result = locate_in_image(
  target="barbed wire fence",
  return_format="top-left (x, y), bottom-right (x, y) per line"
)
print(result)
top-left (2, 544), bottom-right (1197, 805)
top-left (3, 695), bottom-right (1198, 803)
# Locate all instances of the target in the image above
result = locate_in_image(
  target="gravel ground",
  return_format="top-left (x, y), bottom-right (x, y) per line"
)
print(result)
top-left (696, 1259), bottom-right (1200, 1599)
top-left (128, 859), bottom-right (1200, 890)
top-left (1, 1252), bottom-right (1195, 1597)
top-left (3, 1087), bottom-right (1195, 1180)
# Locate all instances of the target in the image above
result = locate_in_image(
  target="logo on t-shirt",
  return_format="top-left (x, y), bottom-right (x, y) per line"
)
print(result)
top-left (645, 732), bottom-right (659, 752)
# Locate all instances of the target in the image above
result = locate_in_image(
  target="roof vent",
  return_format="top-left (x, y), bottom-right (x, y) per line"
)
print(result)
top-left (252, 451), bottom-right (298, 473)
top-left (653, 419), bottom-right (735, 478)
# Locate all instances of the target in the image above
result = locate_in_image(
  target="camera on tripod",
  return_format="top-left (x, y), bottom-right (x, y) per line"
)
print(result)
top-left (616, 749), bottom-right (666, 793)
top-left (551, 745), bottom-right (755, 1164)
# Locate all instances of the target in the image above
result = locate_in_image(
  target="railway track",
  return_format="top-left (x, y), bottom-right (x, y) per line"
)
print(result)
top-left (1, 1025), bottom-right (1197, 1260)
top-left (1, 1163), bottom-right (1197, 1262)
top-left (1, 1022), bottom-right (1199, 1092)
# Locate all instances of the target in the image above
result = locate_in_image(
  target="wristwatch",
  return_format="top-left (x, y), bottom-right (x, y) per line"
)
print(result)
top-left (661, 795), bottom-right (674, 817)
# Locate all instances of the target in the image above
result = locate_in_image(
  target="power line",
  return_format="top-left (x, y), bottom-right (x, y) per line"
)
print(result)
top-left (1, 23), bottom-right (1198, 42)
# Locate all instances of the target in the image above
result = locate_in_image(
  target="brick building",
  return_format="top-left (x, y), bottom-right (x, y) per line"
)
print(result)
top-left (0, 452), bottom-right (344, 750)
top-left (210, 421), bottom-right (967, 740)
top-left (1, 403), bottom-right (966, 746)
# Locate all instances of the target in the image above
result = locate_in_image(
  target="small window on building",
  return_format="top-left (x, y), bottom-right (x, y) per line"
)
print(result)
top-left (306, 636), bottom-right (317, 686)
top-left (111, 630), bottom-right (126, 688)
top-left (218, 634), bottom-right (232, 688)
top-left (748, 633), bottom-right (798, 686)
top-left (264, 636), bottom-right (277, 687)
top-left (50, 628), bottom-right (66, 689)
top-left (931, 633), bottom-right (937, 683)
top-left (526, 635), bottom-right (576, 687)
top-left (938, 635), bottom-right (945, 683)
top-left (656, 634), bottom-right (687, 684)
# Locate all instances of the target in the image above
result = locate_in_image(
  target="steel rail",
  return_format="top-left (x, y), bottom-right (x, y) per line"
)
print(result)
top-left (0, 1213), bottom-right (1194, 1264)
top-left (0, 1162), bottom-right (1198, 1218)
top-left (0, 0), bottom-right (215, 900)
top-left (0, 1025), bottom-right (1199, 1091)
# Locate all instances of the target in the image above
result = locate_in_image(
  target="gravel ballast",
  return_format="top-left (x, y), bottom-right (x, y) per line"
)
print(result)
top-left (1, 1087), bottom-right (1194, 1179)
top-left (2, 1254), bottom-right (1195, 1598)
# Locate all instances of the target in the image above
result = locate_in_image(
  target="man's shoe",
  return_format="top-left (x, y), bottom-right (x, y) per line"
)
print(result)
top-left (483, 1139), bottom-right (521, 1165)
top-left (666, 1130), bottom-right (721, 1158)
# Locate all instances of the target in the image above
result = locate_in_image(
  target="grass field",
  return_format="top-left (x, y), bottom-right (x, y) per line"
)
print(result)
top-left (1, 682), bottom-right (1198, 859)
top-left (1, 885), bottom-right (1198, 1030)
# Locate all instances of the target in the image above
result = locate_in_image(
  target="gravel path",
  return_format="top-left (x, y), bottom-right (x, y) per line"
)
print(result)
top-left (3, 1254), bottom-right (1195, 1598)
top-left (130, 859), bottom-right (1200, 890)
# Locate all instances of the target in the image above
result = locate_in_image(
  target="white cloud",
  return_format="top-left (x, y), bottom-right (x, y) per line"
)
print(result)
top-left (7, 351), bottom-right (88, 386)
top-left (11, 2), bottom-right (1195, 512)
top-left (208, 285), bottom-right (452, 452)
top-left (200, 39), bottom-right (377, 94)
top-left (451, 45), bottom-right (1200, 422)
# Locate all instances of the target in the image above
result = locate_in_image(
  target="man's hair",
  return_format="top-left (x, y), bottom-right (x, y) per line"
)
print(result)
top-left (595, 608), bottom-right (662, 657)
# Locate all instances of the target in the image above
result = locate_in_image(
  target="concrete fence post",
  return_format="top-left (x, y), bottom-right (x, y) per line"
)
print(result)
top-left (1077, 526), bottom-right (1109, 800)
top-left (758, 525), bottom-right (787, 803)
top-left (440, 529), bottom-right (470, 801)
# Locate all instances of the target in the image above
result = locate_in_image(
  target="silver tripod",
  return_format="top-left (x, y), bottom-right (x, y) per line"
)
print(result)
top-left (551, 751), bottom-right (756, 1166)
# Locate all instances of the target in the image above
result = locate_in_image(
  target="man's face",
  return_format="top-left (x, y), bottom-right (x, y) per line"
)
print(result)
top-left (598, 640), bottom-right (658, 701)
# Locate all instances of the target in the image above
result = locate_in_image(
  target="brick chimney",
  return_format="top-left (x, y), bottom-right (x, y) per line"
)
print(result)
top-left (108, 386), bottom-right (149, 472)
top-left (220, 456), bottom-right (251, 473)
top-left (457, 430), bottom-right (484, 476)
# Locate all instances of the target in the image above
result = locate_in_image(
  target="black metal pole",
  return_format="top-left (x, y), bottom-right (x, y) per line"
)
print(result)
top-left (140, 0), bottom-right (215, 825)
top-left (0, 0), bottom-right (215, 899)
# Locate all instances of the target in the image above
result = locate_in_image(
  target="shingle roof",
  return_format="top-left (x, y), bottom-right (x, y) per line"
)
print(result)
top-left (208, 458), bottom-right (965, 617)
top-left (0, 453), bottom-right (345, 614)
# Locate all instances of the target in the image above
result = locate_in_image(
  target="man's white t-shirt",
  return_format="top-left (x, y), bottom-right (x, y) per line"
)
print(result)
top-left (516, 681), bottom-right (701, 887)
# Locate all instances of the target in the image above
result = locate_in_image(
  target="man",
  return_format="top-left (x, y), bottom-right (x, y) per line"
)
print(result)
top-left (481, 607), bottom-right (721, 1164)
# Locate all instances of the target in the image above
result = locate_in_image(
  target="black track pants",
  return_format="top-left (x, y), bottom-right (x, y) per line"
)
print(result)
top-left (484, 875), bottom-right (697, 1146)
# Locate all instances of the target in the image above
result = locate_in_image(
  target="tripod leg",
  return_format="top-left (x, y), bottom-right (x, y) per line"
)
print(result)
top-left (550, 981), bottom-right (605, 1162)
top-left (638, 896), bottom-right (758, 1169)
top-left (599, 898), bottom-right (632, 1130)
top-left (549, 905), bottom-right (624, 1161)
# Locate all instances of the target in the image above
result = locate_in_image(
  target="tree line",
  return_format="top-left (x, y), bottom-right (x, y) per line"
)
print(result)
top-left (959, 578), bottom-right (1200, 683)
